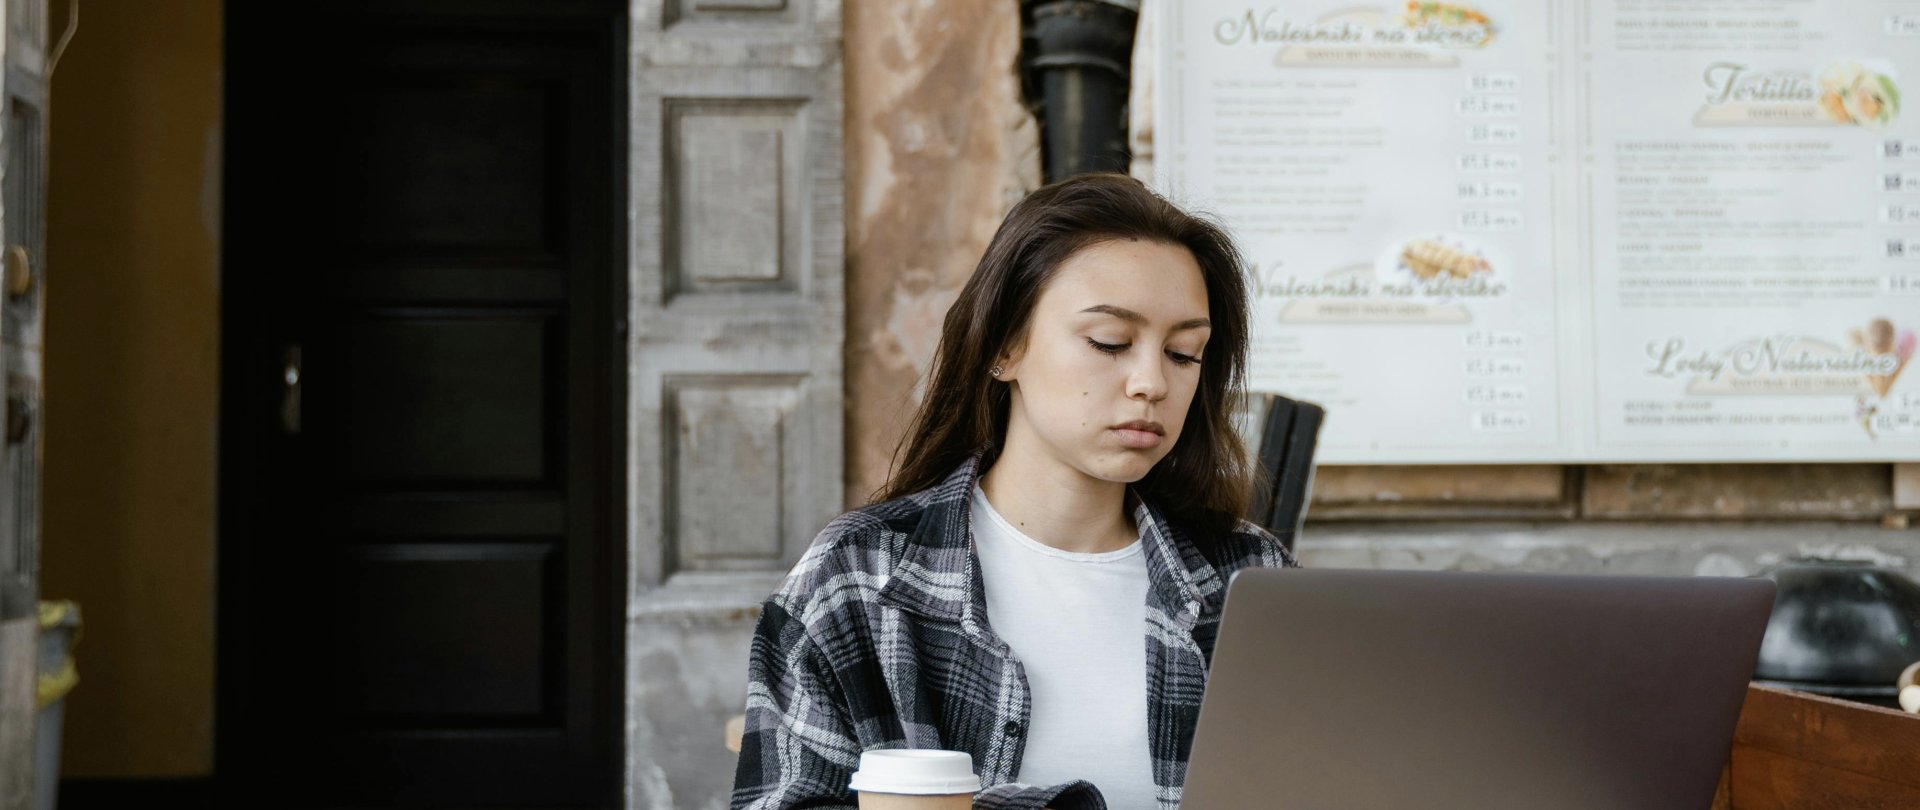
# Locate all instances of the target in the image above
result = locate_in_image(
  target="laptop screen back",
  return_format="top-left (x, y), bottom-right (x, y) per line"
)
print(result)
top-left (1180, 568), bottom-right (1775, 810)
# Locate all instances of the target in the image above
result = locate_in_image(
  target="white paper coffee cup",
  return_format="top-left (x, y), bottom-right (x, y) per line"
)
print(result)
top-left (848, 749), bottom-right (981, 795)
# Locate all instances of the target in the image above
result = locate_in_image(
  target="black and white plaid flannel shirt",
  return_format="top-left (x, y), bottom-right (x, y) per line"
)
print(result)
top-left (730, 449), bottom-right (1299, 810)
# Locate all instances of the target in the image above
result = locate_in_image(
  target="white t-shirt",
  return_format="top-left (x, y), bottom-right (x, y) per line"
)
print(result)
top-left (970, 484), bottom-right (1157, 810)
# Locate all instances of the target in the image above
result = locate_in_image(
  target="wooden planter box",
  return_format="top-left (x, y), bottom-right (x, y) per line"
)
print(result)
top-left (1712, 684), bottom-right (1920, 809)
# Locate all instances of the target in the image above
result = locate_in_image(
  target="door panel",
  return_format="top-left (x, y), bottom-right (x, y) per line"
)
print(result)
top-left (341, 83), bottom-right (557, 252)
top-left (625, 1), bottom-right (844, 806)
top-left (221, 4), bottom-right (622, 807)
top-left (335, 541), bottom-right (559, 720)
top-left (334, 311), bottom-right (559, 485)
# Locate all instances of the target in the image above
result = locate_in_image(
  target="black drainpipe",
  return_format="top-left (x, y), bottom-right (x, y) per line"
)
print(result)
top-left (1022, 0), bottom-right (1139, 182)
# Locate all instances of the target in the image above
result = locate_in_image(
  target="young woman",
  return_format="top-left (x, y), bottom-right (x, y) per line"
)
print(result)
top-left (731, 173), bottom-right (1299, 810)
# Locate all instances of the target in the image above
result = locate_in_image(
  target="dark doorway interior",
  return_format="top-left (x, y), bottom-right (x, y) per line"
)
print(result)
top-left (219, 2), bottom-right (624, 807)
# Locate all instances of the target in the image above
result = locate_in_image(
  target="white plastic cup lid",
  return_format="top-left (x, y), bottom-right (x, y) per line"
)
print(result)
top-left (848, 749), bottom-right (980, 795)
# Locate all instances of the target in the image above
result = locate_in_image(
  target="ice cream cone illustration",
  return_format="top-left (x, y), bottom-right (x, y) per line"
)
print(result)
top-left (1853, 317), bottom-right (1915, 397)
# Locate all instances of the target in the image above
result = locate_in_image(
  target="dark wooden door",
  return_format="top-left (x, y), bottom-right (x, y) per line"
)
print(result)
top-left (219, 3), bottom-right (622, 807)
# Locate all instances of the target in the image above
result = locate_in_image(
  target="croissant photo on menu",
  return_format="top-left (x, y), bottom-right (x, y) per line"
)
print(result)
top-left (1401, 237), bottom-right (1493, 280)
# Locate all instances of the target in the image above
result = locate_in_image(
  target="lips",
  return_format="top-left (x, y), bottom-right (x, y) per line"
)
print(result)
top-left (1112, 420), bottom-right (1165, 449)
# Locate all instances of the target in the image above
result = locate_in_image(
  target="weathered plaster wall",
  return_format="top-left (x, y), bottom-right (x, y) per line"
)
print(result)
top-left (40, 0), bottom-right (222, 778)
top-left (843, 0), bottom-right (1041, 507)
top-left (627, 613), bottom-right (757, 810)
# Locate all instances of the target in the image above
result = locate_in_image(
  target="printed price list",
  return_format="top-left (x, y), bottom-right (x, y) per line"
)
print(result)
top-left (1459, 210), bottom-right (1524, 232)
top-left (1466, 384), bottom-right (1530, 407)
top-left (1466, 72), bottom-right (1521, 93)
top-left (1467, 123), bottom-right (1523, 145)
top-left (1471, 410), bottom-right (1532, 432)
top-left (1882, 172), bottom-right (1920, 193)
top-left (1464, 357), bottom-right (1528, 379)
top-left (1457, 95), bottom-right (1521, 116)
top-left (1464, 330), bottom-right (1530, 425)
top-left (1457, 181), bottom-right (1525, 202)
top-left (1873, 410), bottom-right (1920, 436)
top-left (1464, 330), bottom-right (1530, 352)
top-left (1880, 203), bottom-right (1920, 224)
top-left (1458, 153), bottom-right (1524, 173)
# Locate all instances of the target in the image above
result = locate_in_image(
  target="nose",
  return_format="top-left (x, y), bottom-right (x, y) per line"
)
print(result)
top-left (1126, 355), bottom-right (1169, 402)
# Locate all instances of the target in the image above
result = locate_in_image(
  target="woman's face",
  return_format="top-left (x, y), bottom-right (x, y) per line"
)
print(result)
top-left (996, 238), bottom-right (1212, 485)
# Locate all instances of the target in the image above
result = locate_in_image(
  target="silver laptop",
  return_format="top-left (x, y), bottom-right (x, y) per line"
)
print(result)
top-left (1181, 568), bottom-right (1776, 810)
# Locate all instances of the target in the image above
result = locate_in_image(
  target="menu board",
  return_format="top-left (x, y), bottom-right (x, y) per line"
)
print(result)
top-left (1156, 0), bottom-right (1920, 462)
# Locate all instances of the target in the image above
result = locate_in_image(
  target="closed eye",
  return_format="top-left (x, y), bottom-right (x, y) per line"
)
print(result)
top-left (1086, 338), bottom-right (1202, 366)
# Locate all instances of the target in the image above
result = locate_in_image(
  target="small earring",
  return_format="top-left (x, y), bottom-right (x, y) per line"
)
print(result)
top-left (989, 365), bottom-right (1004, 377)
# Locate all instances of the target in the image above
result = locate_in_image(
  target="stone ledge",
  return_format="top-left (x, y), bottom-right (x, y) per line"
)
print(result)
top-left (1297, 521), bottom-right (1920, 577)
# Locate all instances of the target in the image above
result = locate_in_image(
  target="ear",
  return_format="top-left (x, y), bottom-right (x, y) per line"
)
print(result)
top-left (994, 340), bottom-right (1028, 381)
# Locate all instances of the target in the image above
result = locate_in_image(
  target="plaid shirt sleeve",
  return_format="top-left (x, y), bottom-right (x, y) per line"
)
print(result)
top-left (730, 590), bottom-right (1109, 810)
top-left (731, 596), bottom-right (862, 809)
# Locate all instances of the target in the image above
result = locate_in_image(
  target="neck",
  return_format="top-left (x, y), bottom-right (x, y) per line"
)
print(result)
top-left (978, 435), bottom-right (1138, 555)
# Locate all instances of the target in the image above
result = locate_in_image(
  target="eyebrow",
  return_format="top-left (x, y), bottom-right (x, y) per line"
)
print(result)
top-left (1079, 304), bottom-right (1211, 332)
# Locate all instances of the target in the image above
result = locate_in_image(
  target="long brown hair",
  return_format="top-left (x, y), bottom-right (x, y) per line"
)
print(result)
top-left (875, 173), bottom-right (1254, 537)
